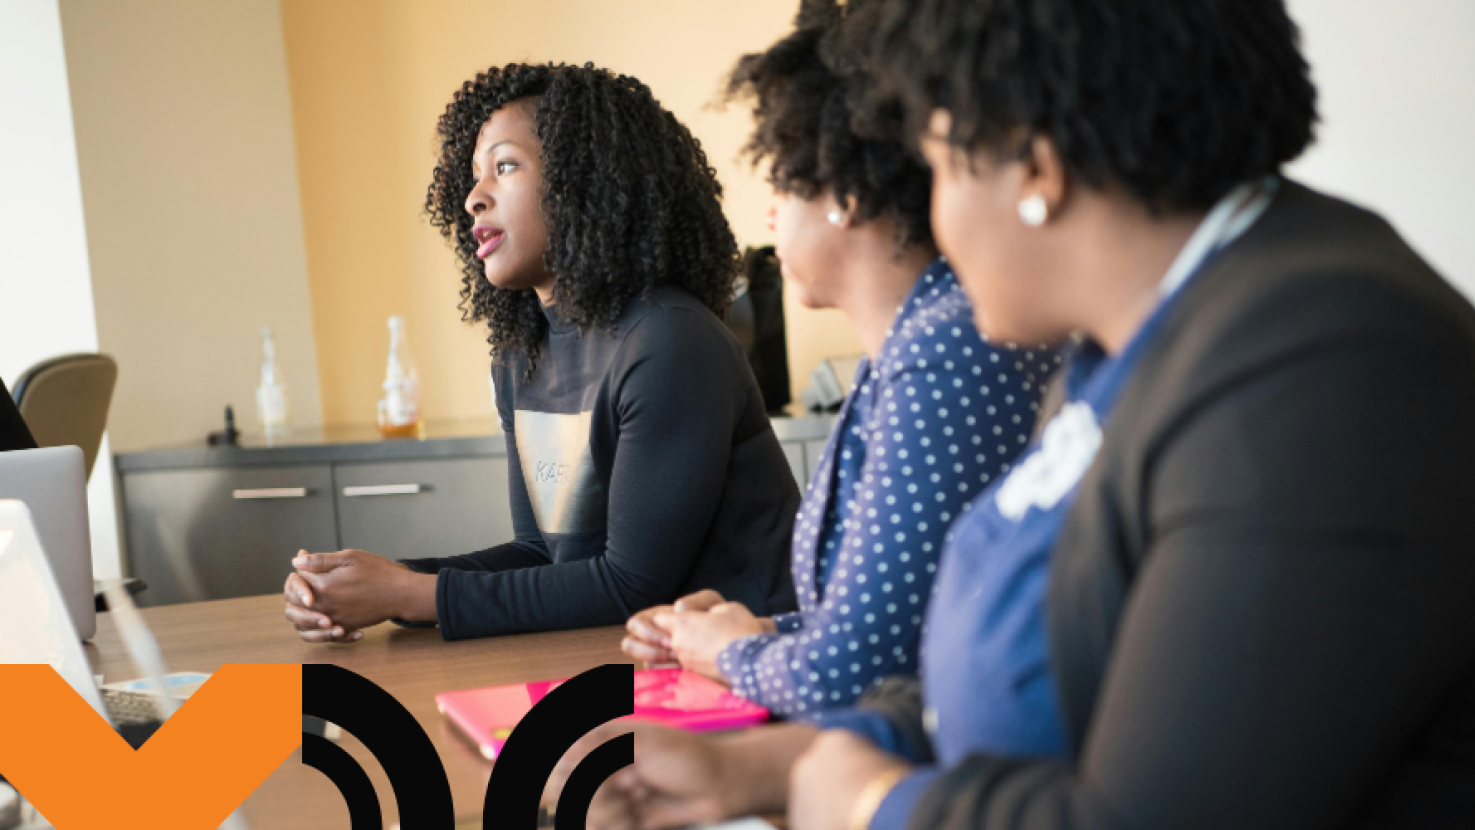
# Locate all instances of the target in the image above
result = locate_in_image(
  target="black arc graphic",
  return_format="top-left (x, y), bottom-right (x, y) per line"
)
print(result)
top-left (301, 732), bottom-right (383, 830)
top-left (302, 664), bottom-right (455, 828)
top-left (554, 732), bottom-right (633, 830)
top-left (484, 663), bottom-right (635, 830)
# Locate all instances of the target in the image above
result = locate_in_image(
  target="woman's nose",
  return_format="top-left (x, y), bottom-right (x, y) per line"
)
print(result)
top-left (465, 178), bottom-right (490, 217)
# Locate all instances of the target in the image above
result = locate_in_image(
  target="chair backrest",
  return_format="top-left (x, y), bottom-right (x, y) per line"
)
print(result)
top-left (12, 353), bottom-right (117, 480)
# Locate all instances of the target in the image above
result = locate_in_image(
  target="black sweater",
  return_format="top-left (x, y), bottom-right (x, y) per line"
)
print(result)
top-left (855, 181), bottom-right (1475, 829)
top-left (403, 287), bottom-right (799, 638)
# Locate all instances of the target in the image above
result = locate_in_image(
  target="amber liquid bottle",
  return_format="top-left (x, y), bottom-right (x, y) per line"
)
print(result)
top-left (377, 420), bottom-right (423, 440)
top-left (376, 316), bottom-right (423, 439)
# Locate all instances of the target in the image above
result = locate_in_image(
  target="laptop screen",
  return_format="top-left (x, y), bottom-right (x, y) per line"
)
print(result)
top-left (0, 500), bottom-right (110, 725)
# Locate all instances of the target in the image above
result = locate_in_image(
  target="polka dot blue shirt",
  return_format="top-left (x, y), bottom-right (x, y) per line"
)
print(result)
top-left (716, 259), bottom-right (1059, 718)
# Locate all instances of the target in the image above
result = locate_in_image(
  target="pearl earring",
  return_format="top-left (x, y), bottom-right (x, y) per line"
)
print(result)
top-left (1018, 195), bottom-right (1048, 227)
top-left (827, 211), bottom-right (844, 226)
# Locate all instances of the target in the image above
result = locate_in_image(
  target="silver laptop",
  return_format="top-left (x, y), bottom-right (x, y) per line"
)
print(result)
top-left (0, 500), bottom-right (158, 729)
top-left (0, 501), bottom-right (255, 830)
top-left (0, 447), bottom-right (95, 640)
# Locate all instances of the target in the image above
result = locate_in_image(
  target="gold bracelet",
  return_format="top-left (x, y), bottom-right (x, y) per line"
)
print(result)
top-left (849, 766), bottom-right (911, 830)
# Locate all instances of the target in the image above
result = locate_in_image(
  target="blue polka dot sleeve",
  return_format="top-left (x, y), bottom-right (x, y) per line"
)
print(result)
top-left (771, 612), bottom-right (804, 634)
top-left (716, 273), bottom-right (1051, 719)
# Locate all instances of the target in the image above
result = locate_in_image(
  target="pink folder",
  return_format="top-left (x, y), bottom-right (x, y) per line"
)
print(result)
top-left (436, 667), bottom-right (770, 760)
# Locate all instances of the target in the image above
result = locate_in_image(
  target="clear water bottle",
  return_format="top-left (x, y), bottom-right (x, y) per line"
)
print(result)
top-left (256, 326), bottom-right (289, 440)
top-left (377, 316), bottom-right (422, 438)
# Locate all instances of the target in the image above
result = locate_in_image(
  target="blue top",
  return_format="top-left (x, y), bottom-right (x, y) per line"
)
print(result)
top-left (715, 259), bottom-right (1057, 717)
top-left (815, 331), bottom-right (1160, 829)
top-left (818, 278), bottom-right (1250, 830)
top-left (815, 181), bottom-right (1279, 830)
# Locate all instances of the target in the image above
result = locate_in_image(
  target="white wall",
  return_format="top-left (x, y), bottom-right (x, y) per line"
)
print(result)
top-left (1287, 0), bottom-right (1475, 297)
top-left (58, 0), bottom-right (324, 454)
top-left (0, 0), bottom-right (122, 579)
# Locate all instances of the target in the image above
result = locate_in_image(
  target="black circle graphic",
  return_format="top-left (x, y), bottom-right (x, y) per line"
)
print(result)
top-left (302, 664), bottom-right (455, 828)
top-left (299, 663), bottom-right (634, 829)
top-left (483, 663), bottom-right (635, 830)
top-left (301, 731), bottom-right (382, 830)
top-left (554, 732), bottom-right (633, 830)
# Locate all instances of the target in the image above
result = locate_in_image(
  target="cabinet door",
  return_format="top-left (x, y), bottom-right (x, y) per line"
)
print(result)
top-left (121, 466), bottom-right (336, 606)
top-left (333, 457), bottom-right (514, 561)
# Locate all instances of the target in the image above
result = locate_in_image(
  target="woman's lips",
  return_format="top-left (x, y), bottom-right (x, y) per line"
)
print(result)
top-left (476, 230), bottom-right (505, 259)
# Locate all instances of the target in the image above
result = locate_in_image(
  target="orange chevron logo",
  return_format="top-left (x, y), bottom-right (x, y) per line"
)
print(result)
top-left (0, 664), bottom-right (300, 829)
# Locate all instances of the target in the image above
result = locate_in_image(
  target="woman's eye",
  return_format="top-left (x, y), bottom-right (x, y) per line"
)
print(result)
top-left (495, 160), bottom-right (516, 175)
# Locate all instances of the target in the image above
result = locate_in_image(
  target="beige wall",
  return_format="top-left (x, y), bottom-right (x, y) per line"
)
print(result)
top-left (2, 0), bottom-right (121, 579)
top-left (280, 0), bottom-right (862, 426)
top-left (60, 0), bottom-right (323, 452)
top-left (53, 0), bottom-right (1475, 445)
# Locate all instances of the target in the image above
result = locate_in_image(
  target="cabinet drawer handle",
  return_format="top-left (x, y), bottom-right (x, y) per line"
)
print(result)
top-left (342, 484), bottom-right (425, 497)
top-left (232, 488), bottom-right (309, 499)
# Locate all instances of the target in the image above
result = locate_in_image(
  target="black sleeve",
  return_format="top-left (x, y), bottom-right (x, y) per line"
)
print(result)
top-left (0, 377), bottom-right (36, 452)
top-left (401, 545), bottom-right (549, 575)
top-left (906, 330), bottom-right (1475, 830)
top-left (432, 309), bottom-right (746, 638)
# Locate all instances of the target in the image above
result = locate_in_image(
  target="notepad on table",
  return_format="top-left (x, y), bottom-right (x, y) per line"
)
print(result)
top-left (435, 667), bottom-right (769, 761)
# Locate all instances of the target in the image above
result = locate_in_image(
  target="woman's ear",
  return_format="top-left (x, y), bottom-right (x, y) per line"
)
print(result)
top-left (1017, 134), bottom-right (1069, 226)
top-left (825, 192), bottom-right (857, 228)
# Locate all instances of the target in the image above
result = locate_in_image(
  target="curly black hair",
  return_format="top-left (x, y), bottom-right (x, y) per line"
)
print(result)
top-left (857, 0), bottom-right (1319, 212)
top-left (728, 0), bottom-right (933, 252)
top-left (425, 62), bottom-right (741, 372)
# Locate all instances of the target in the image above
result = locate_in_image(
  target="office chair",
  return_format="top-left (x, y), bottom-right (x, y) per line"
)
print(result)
top-left (5, 361), bottom-right (146, 611)
top-left (728, 246), bottom-right (792, 414)
top-left (12, 353), bottom-right (117, 481)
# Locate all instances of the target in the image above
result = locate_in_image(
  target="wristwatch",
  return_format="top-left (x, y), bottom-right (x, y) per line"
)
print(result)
top-left (849, 767), bottom-right (910, 830)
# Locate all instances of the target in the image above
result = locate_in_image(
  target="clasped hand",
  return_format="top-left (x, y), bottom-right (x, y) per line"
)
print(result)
top-left (282, 548), bottom-right (431, 643)
top-left (621, 590), bottom-right (776, 681)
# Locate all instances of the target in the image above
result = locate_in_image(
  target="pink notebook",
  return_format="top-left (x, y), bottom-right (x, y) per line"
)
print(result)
top-left (436, 667), bottom-right (769, 760)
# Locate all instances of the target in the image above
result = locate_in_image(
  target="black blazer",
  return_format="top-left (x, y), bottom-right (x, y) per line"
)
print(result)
top-left (861, 181), bottom-right (1475, 829)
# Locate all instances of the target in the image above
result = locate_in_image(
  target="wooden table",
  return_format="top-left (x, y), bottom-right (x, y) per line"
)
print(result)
top-left (83, 594), bottom-right (632, 829)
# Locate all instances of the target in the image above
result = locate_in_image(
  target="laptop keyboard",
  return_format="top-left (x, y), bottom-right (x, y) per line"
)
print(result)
top-left (101, 688), bottom-right (164, 726)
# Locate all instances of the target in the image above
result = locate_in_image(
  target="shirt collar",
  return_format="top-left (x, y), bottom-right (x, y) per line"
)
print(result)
top-left (1158, 176), bottom-right (1280, 298)
top-left (540, 298), bottom-right (576, 334)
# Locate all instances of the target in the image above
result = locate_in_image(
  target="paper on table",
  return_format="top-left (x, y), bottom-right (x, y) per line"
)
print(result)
top-left (101, 671), bottom-right (211, 700)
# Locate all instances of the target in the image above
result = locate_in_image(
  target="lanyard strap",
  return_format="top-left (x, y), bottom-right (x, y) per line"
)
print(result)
top-left (1160, 177), bottom-right (1280, 298)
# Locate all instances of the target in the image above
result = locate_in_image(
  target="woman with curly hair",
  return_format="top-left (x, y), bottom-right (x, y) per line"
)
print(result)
top-left (550, 0), bottom-right (1475, 828)
top-left (619, 1), bottom-right (1056, 717)
top-left (282, 62), bottom-right (799, 641)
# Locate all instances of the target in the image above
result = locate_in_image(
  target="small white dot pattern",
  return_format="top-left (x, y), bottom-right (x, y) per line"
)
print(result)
top-left (715, 260), bottom-right (1059, 718)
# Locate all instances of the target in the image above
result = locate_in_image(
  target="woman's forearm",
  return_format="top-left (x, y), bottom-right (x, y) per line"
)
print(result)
top-left (393, 570), bottom-right (440, 622)
top-left (714, 723), bottom-right (821, 817)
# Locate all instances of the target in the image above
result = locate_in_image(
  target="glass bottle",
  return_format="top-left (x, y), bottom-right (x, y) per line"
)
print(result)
top-left (256, 326), bottom-right (289, 441)
top-left (377, 316), bottom-right (423, 438)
